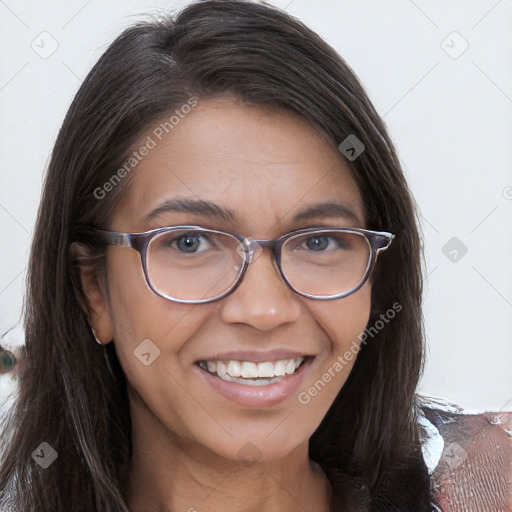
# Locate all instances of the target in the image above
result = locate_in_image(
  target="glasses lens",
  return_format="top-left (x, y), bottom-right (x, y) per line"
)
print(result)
top-left (146, 229), bottom-right (244, 302)
top-left (281, 230), bottom-right (371, 297)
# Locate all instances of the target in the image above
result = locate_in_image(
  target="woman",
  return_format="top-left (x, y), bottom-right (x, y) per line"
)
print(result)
top-left (0, 1), bottom-right (436, 510)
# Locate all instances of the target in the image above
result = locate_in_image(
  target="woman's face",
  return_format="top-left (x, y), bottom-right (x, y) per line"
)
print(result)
top-left (92, 97), bottom-right (372, 463)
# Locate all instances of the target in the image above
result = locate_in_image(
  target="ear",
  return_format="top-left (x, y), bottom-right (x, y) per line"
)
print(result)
top-left (69, 242), bottom-right (114, 345)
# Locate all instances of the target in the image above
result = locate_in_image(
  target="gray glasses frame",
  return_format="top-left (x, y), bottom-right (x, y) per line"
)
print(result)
top-left (89, 225), bottom-right (395, 304)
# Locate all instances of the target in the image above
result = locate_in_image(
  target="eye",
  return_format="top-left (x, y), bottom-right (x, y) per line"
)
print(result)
top-left (170, 232), bottom-right (212, 253)
top-left (302, 234), bottom-right (350, 251)
top-left (304, 235), bottom-right (329, 251)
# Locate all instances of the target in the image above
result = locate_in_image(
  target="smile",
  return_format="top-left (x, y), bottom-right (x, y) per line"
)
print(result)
top-left (198, 357), bottom-right (306, 386)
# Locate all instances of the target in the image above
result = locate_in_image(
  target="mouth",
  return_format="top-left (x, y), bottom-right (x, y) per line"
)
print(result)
top-left (197, 356), bottom-right (308, 386)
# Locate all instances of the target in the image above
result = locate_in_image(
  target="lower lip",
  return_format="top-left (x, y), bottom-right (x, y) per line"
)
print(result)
top-left (196, 358), bottom-right (313, 408)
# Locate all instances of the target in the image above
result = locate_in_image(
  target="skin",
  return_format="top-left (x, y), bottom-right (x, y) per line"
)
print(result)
top-left (81, 96), bottom-right (372, 512)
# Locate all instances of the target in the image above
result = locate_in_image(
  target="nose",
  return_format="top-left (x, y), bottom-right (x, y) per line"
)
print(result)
top-left (219, 247), bottom-right (302, 331)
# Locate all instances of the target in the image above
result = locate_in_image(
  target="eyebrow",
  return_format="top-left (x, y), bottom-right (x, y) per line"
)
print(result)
top-left (145, 198), bottom-right (237, 223)
top-left (145, 198), bottom-right (362, 225)
top-left (292, 201), bottom-right (362, 224)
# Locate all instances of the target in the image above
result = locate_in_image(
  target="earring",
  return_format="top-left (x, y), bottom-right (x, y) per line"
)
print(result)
top-left (90, 326), bottom-right (103, 345)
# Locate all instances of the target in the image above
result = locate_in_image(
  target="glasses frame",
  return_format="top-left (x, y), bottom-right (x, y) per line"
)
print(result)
top-left (89, 225), bottom-right (395, 304)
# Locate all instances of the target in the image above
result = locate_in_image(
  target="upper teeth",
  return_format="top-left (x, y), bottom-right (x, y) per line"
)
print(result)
top-left (201, 357), bottom-right (305, 379)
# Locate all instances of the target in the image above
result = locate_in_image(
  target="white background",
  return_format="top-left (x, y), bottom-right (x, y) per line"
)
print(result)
top-left (1, 0), bottom-right (511, 412)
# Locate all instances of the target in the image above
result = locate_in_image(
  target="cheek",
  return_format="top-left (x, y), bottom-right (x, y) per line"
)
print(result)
top-left (103, 253), bottom-right (222, 442)
top-left (103, 248), bottom-right (213, 390)
top-left (296, 283), bottom-right (372, 413)
top-left (105, 247), bottom-right (209, 343)
top-left (311, 281), bottom-right (372, 354)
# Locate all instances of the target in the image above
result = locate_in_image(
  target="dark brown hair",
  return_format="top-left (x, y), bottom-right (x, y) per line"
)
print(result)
top-left (0, 1), bottom-right (433, 510)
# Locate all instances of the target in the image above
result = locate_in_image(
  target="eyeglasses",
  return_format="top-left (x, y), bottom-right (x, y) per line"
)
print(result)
top-left (88, 225), bottom-right (394, 304)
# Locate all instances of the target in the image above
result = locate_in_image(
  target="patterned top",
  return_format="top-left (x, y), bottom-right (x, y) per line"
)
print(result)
top-left (419, 395), bottom-right (512, 511)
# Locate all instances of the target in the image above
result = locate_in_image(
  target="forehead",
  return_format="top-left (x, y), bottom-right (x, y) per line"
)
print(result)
top-left (113, 97), bottom-right (365, 233)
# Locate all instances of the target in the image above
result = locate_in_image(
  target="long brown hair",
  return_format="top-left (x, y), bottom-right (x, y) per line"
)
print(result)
top-left (0, 1), bottom-right (432, 510)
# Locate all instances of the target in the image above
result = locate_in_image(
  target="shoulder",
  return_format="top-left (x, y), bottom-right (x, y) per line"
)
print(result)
top-left (417, 395), bottom-right (512, 511)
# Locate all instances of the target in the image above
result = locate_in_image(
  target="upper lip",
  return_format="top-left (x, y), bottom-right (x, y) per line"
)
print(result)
top-left (196, 349), bottom-right (313, 363)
